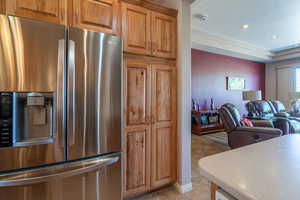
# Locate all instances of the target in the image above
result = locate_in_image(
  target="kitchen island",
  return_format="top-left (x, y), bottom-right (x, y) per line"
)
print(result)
top-left (199, 135), bottom-right (300, 200)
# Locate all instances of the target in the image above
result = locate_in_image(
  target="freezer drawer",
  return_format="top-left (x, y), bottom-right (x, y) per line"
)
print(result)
top-left (0, 153), bottom-right (121, 200)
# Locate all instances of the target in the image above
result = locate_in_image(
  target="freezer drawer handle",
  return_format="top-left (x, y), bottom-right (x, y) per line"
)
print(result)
top-left (0, 155), bottom-right (119, 187)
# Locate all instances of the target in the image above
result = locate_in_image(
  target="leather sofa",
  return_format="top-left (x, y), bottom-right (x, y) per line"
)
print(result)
top-left (246, 100), bottom-right (300, 134)
top-left (272, 100), bottom-right (300, 118)
top-left (219, 103), bottom-right (282, 149)
top-left (291, 100), bottom-right (300, 117)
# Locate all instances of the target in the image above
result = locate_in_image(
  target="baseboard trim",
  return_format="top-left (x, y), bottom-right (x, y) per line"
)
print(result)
top-left (174, 182), bottom-right (193, 194)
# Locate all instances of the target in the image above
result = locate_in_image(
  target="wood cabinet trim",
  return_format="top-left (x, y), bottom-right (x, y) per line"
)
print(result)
top-left (71, 0), bottom-right (120, 35)
top-left (0, 0), bottom-right (5, 14)
top-left (121, 0), bottom-right (177, 17)
top-left (5, 0), bottom-right (67, 24)
top-left (124, 53), bottom-right (177, 66)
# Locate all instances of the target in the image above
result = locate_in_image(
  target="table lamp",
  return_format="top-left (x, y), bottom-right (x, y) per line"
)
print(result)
top-left (289, 91), bottom-right (300, 100)
top-left (242, 90), bottom-right (262, 101)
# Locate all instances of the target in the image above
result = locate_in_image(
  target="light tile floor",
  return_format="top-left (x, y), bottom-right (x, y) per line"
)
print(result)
top-left (132, 134), bottom-right (230, 200)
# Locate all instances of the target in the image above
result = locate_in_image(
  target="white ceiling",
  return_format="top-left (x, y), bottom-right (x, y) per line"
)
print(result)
top-left (191, 0), bottom-right (300, 51)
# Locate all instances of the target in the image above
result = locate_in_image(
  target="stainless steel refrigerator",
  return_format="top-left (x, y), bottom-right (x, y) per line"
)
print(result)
top-left (0, 15), bottom-right (122, 200)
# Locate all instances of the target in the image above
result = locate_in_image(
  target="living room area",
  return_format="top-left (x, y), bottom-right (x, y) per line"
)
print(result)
top-left (191, 0), bottom-right (300, 148)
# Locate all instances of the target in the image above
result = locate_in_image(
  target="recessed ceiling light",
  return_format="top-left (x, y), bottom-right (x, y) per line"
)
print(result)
top-left (243, 24), bottom-right (249, 29)
top-left (193, 14), bottom-right (208, 21)
top-left (273, 35), bottom-right (278, 39)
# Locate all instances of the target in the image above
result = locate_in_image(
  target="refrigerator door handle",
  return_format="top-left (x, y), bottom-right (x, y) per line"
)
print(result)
top-left (67, 39), bottom-right (76, 146)
top-left (57, 39), bottom-right (66, 149)
top-left (0, 155), bottom-right (119, 187)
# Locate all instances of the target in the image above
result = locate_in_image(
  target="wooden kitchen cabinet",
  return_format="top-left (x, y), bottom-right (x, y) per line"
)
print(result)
top-left (121, 2), bottom-right (177, 59)
top-left (71, 0), bottom-right (120, 35)
top-left (121, 2), bottom-right (152, 56)
top-left (124, 59), bottom-right (151, 127)
top-left (124, 127), bottom-right (151, 197)
top-left (123, 56), bottom-right (177, 197)
top-left (151, 64), bottom-right (177, 188)
top-left (123, 58), bottom-right (152, 197)
top-left (1, 0), bottom-right (67, 24)
top-left (152, 12), bottom-right (177, 59)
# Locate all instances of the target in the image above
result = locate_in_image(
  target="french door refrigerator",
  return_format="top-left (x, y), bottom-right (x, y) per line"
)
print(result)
top-left (0, 15), bottom-right (122, 200)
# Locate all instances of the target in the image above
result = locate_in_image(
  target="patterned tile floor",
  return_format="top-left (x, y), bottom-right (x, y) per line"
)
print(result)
top-left (131, 134), bottom-right (230, 200)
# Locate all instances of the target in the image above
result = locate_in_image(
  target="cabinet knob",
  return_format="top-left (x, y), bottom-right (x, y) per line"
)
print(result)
top-left (145, 116), bottom-right (150, 124)
top-left (148, 41), bottom-right (151, 51)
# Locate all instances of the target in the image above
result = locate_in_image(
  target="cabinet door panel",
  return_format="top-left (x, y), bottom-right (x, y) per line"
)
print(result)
top-left (124, 127), bottom-right (151, 197)
top-left (152, 12), bottom-right (176, 59)
top-left (72, 0), bottom-right (120, 34)
top-left (122, 3), bottom-right (151, 55)
top-left (18, 0), bottom-right (39, 12)
top-left (124, 59), bottom-right (151, 127)
top-left (6, 0), bottom-right (66, 24)
top-left (151, 64), bottom-right (176, 188)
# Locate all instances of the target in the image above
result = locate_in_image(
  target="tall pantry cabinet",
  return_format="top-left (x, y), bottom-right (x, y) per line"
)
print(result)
top-left (122, 1), bottom-right (178, 198)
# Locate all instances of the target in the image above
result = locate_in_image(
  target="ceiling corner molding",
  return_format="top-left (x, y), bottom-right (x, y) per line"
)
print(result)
top-left (191, 28), bottom-right (273, 62)
top-left (271, 47), bottom-right (300, 61)
top-left (191, 0), bottom-right (201, 6)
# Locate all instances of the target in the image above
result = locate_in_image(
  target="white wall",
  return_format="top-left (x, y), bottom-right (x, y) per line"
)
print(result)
top-left (176, 0), bottom-right (192, 192)
top-left (266, 58), bottom-right (300, 103)
top-left (160, 0), bottom-right (193, 193)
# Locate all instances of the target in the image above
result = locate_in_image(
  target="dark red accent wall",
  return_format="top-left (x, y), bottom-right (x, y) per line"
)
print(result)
top-left (192, 49), bottom-right (266, 115)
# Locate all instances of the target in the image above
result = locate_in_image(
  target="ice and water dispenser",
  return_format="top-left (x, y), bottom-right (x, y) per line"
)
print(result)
top-left (0, 92), bottom-right (55, 147)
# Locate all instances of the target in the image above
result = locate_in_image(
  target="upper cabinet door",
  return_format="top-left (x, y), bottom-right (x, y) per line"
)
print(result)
top-left (5, 0), bottom-right (67, 24)
top-left (151, 12), bottom-right (177, 59)
top-left (121, 2), bottom-right (152, 56)
top-left (72, 0), bottom-right (120, 35)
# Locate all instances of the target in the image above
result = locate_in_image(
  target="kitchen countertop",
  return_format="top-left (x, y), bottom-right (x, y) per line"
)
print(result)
top-left (198, 135), bottom-right (300, 200)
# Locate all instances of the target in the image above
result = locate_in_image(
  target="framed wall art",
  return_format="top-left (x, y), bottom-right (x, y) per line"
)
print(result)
top-left (226, 77), bottom-right (246, 90)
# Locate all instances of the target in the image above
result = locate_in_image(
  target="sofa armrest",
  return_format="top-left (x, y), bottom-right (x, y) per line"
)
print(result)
top-left (274, 112), bottom-right (290, 118)
top-left (228, 127), bottom-right (282, 149)
top-left (235, 127), bottom-right (282, 136)
top-left (290, 112), bottom-right (300, 117)
top-left (251, 119), bottom-right (273, 128)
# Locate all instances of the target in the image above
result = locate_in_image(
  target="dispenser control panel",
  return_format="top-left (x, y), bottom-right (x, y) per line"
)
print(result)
top-left (0, 93), bottom-right (13, 147)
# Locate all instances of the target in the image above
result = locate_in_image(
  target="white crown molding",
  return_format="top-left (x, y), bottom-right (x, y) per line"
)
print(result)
top-left (191, 28), bottom-right (273, 62)
top-left (271, 47), bottom-right (300, 61)
top-left (175, 182), bottom-right (193, 194)
top-left (191, 0), bottom-right (202, 7)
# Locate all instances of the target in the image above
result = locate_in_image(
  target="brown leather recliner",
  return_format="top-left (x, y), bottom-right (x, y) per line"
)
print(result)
top-left (219, 103), bottom-right (282, 149)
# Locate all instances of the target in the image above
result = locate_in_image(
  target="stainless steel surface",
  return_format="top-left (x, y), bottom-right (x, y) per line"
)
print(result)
top-left (0, 15), bottom-right (66, 171)
top-left (67, 40), bottom-right (76, 146)
top-left (67, 28), bottom-right (122, 160)
top-left (13, 92), bottom-right (54, 147)
top-left (0, 15), bottom-right (64, 92)
top-left (0, 15), bottom-right (122, 200)
top-left (0, 153), bottom-right (122, 200)
top-left (0, 153), bottom-right (119, 187)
